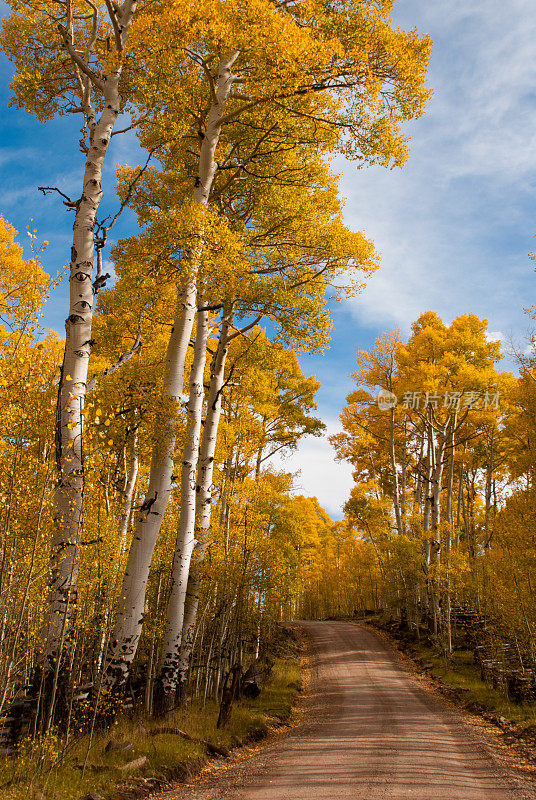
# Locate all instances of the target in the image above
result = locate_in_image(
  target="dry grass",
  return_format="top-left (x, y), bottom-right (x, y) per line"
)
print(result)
top-left (413, 644), bottom-right (536, 727)
top-left (0, 654), bottom-right (301, 800)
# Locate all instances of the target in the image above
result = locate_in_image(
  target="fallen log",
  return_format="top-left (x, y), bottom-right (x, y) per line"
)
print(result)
top-left (150, 727), bottom-right (229, 758)
top-left (118, 756), bottom-right (148, 773)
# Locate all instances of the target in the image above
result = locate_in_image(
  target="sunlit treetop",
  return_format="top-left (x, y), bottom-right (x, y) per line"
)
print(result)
top-left (130, 0), bottom-right (432, 169)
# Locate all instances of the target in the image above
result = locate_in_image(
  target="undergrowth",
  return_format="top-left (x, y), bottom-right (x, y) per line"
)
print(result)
top-left (0, 644), bottom-right (301, 800)
top-left (412, 643), bottom-right (536, 727)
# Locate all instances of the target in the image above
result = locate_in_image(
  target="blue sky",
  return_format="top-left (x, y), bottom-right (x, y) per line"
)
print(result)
top-left (285, 0), bottom-right (536, 516)
top-left (1, 0), bottom-right (536, 518)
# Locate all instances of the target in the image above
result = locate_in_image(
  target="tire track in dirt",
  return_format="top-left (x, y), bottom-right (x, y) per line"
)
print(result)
top-left (157, 621), bottom-right (536, 800)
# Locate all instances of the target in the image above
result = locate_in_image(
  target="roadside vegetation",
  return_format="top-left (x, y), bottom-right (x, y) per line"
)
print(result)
top-left (413, 646), bottom-right (536, 727)
top-left (0, 632), bottom-right (301, 800)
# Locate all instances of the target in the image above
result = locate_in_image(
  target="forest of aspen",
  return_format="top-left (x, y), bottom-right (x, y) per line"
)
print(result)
top-left (0, 0), bottom-right (535, 798)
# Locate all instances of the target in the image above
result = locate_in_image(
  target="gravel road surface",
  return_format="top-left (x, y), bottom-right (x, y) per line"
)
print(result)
top-left (158, 621), bottom-right (536, 800)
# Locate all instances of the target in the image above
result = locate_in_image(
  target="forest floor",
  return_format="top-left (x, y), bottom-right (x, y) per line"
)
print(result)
top-left (152, 621), bottom-right (536, 800)
top-left (0, 629), bottom-right (302, 800)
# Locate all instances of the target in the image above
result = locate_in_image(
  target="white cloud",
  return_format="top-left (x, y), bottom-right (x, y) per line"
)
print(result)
top-left (0, 146), bottom-right (38, 169)
top-left (290, 0), bottom-right (536, 509)
top-left (337, 0), bottom-right (536, 337)
top-left (274, 418), bottom-right (353, 520)
top-left (101, 258), bottom-right (116, 283)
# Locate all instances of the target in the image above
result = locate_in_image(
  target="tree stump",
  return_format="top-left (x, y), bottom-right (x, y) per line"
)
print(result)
top-left (217, 664), bottom-right (241, 730)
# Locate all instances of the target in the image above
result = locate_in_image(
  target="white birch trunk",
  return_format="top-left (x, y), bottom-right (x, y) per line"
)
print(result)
top-left (429, 422), bottom-right (447, 635)
top-left (118, 428), bottom-right (139, 550)
top-left (431, 427), bottom-right (447, 535)
top-left (104, 53), bottom-right (238, 690)
top-left (483, 431), bottom-right (494, 550)
top-left (422, 419), bottom-right (434, 545)
top-left (41, 1), bottom-right (138, 680)
top-left (154, 308), bottom-right (209, 712)
top-left (444, 416), bottom-right (456, 655)
top-left (389, 406), bottom-right (403, 536)
top-left (174, 309), bottom-right (232, 700)
top-left (421, 419), bottom-right (433, 622)
top-left (102, 289), bottom-right (196, 688)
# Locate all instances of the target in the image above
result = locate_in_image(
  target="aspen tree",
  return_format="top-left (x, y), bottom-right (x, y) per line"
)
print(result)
top-left (118, 427), bottom-right (139, 548)
top-left (107, 11), bottom-right (357, 665)
top-left (106, 135), bottom-right (378, 693)
top-left (103, 52), bottom-right (240, 691)
top-left (158, 309), bottom-right (319, 709)
top-left (0, 0), bottom-right (143, 711)
top-left (176, 308), bottom-right (233, 703)
top-left (181, 338), bottom-right (327, 693)
top-left (152, 166), bottom-right (379, 706)
top-left (153, 307), bottom-right (210, 713)
top-left (108, 0), bottom-right (430, 671)
top-left (333, 311), bottom-right (506, 638)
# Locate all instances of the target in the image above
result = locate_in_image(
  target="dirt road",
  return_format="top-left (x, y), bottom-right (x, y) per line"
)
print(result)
top-left (159, 621), bottom-right (536, 800)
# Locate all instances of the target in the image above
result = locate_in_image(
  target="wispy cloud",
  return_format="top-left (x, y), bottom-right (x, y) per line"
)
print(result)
top-left (274, 418), bottom-right (352, 520)
top-left (340, 0), bottom-right (536, 336)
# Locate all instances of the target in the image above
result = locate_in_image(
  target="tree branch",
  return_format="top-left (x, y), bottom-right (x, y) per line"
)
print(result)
top-left (38, 186), bottom-right (79, 208)
top-left (57, 23), bottom-right (105, 92)
top-left (228, 315), bottom-right (263, 341)
top-left (104, 0), bottom-right (123, 52)
top-left (87, 334), bottom-right (142, 393)
top-left (96, 146), bottom-right (158, 237)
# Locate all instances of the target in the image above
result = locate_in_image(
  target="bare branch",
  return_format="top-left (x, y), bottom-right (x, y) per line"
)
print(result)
top-left (198, 303), bottom-right (224, 313)
top-left (81, 0), bottom-right (100, 62)
top-left (104, 0), bottom-right (123, 52)
top-left (96, 145), bottom-right (158, 237)
top-left (184, 49), bottom-right (217, 103)
top-left (111, 116), bottom-right (146, 136)
top-left (38, 186), bottom-right (79, 208)
top-left (228, 314), bottom-right (263, 341)
top-left (87, 333), bottom-right (142, 393)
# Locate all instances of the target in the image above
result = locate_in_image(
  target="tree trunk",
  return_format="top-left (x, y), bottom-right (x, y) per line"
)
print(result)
top-left (38, 1), bottom-right (137, 718)
top-left (421, 418), bottom-right (434, 625)
top-left (431, 422), bottom-right (448, 536)
top-left (175, 309), bottom-right (233, 704)
top-left (118, 428), bottom-right (139, 549)
top-left (429, 421), bottom-right (447, 635)
top-left (422, 419), bottom-right (433, 559)
top-left (389, 406), bottom-right (403, 535)
top-left (154, 308), bottom-right (209, 714)
top-left (102, 287), bottom-right (196, 691)
top-left (103, 52), bottom-right (238, 692)
top-left (483, 431), bottom-right (494, 550)
top-left (443, 416), bottom-right (456, 656)
top-left (217, 665), bottom-right (241, 729)
top-left (45, 99), bottom-right (122, 665)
